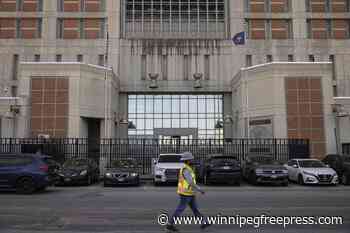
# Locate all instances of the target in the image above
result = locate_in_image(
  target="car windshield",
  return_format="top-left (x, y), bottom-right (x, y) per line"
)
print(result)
top-left (111, 159), bottom-right (138, 169)
top-left (158, 155), bottom-right (182, 163)
top-left (210, 157), bottom-right (237, 165)
top-left (298, 160), bottom-right (326, 168)
top-left (250, 156), bottom-right (275, 164)
top-left (63, 160), bottom-right (87, 168)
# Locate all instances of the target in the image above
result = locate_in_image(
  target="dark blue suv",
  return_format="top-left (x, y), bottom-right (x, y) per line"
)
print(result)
top-left (0, 153), bottom-right (53, 194)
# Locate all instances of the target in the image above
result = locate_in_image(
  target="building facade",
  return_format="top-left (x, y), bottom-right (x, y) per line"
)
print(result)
top-left (0, 0), bottom-right (350, 158)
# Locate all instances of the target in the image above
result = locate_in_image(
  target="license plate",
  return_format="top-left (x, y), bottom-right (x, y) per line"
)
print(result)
top-left (223, 166), bottom-right (230, 170)
top-left (271, 175), bottom-right (277, 179)
top-left (118, 178), bottom-right (125, 182)
top-left (64, 178), bottom-right (71, 182)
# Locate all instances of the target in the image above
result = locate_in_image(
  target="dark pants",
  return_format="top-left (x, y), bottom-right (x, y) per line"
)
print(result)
top-left (169, 194), bottom-right (207, 225)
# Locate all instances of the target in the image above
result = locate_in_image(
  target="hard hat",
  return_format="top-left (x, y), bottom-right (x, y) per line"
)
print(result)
top-left (181, 152), bottom-right (194, 161)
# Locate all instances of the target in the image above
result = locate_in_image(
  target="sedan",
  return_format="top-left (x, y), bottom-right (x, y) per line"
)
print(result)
top-left (285, 159), bottom-right (339, 185)
top-left (57, 159), bottom-right (99, 186)
top-left (202, 154), bottom-right (241, 185)
top-left (104, 159), bottom-right (140, 187)
top-left (323, 154), bottom-right (350, 185)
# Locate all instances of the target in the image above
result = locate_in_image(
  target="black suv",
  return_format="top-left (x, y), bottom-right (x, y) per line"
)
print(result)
top-left (242, 155), bottom-right (288, 186)
top-left (201, 154), bottom-right (241, 185)
top-left (323, 154), bottom-right (350, 185)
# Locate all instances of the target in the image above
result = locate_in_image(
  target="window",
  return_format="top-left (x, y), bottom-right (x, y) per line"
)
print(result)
top-left (266, 54), bottom-right (273, 62)
top-left (34, 54), bottom-right (40, 62)
top-left (56, 18), bottom-right (106, 39)
top-left (141, 54), bottom-right (147, 80)
top-left (309, 54), bottom-right (315, 62)
top-left (246, 0), bottom-right (290, 12)
top-left (77, 54), bottom-right (83, 62)
top-left (306, 0), bottom-right (350, 12)
top-left (124, 0), bottom-right (226, 38)
top-left (12, 54), bottom-right (19, 80)
top-left (288, 54), bottom-right (294, 62)
top-left (128, 95), bottom-right (223, 139)
top-left (204, 55), bottom-right (210, 80)
top-left (56, 54), bottom-right (62, 62)
top-left (16, 0), bottom-right (43, 11)
top-left (161, 55), bottom-right (168, 80)
top-left (98, 54), bottom-right (105, 66)
top-left (246, 54), bottom-right (252, 67)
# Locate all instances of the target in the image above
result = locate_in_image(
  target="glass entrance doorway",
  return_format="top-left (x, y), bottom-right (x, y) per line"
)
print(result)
top-left (128, 95), bottom-right (223, 139)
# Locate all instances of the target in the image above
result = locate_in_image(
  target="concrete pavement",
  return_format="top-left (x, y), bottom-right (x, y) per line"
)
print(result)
top-left (0, 183), bottom-right (349, 233)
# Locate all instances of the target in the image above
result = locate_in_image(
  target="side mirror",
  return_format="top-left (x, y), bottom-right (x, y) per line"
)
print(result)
top-left (292, 164), bottom-right (298, 168)
top-left (153, 158), bottom-right (158, 165)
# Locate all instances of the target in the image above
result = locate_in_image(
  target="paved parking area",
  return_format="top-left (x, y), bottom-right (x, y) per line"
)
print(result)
top-left (0, 182), bottom-right (349, 233)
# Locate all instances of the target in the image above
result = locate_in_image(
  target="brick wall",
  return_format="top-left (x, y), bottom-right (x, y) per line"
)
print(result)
top-left (20, 18), bottom-right (39, 39)
top-left (31, 78), bottom-right (69, 138)
top-left (0, 0), bottom-right (16, 11)
top-left (0, 18), bottom-right (15, 38)
top-left (271, 20), bottom-right (289, 39)
top-left (310, 0), bottom-right (327, 12)
top-left (332, 20), bottom-right (349, 39)
top-left (270, 0), bottom-right (288, 12)
top-left (22, 0), bottom-right (38, 12)
top-left (285, 77), bottom-right (326, 159)
top-left (331, 0), bottom-right (348, 12)
top-left (310, 19), bottom-right (328, 39)
top-left (249, 0), bottom-right (265, 12)
top-left (63, 0), bottom-right (80, 12)
top-left (63, 18), bottom-right (80, 39)
top-left (85, 0), bottom-right (102, 12)
top-left (84, 18), bottom-right (101, 39)
top-left (249, 19), bottom-right (265, 39)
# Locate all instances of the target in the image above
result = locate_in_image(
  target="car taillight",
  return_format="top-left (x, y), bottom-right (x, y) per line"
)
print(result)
top-left (39, 164), bottom-right (49, 173)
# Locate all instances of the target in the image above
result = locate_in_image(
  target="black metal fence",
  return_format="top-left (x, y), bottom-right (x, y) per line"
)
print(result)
top-left (0, 138), bottom-right (310, 175)
top-left (343, 143), bottom-right (350, 155)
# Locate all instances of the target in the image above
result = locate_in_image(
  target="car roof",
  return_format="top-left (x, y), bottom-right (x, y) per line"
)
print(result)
top-left (159, 154), bottom-right (182, 156)
top-left (247, 154), bottom-right (273, 158)
top-left (208, 154), bottom-right (237, 159)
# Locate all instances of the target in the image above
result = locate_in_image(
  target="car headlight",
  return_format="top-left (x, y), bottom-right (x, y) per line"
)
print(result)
top-left (303, 171), bottom-right (316, 177)
top-left (80, 170), bottom-right (88, 176)
top-left (105, 173), bottom-right (112, 177)
top-left (130, 173), bottom-right (138, 177)
top-left (255, 169), bottom-right (263, 174)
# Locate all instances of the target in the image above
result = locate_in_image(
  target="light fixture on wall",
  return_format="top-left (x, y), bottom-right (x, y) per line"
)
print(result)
top-left (214, 115), bottom-right (234, 129)
top-left (332, 104), bottom-right (349, 118)
top-left (148, 73), bottom-right (159, 89)
top-left (193, 73), bottom-right (203, 88)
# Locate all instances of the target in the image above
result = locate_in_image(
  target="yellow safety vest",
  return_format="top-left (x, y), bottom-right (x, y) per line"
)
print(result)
top-left (177, 164), bottom-right (196, 196)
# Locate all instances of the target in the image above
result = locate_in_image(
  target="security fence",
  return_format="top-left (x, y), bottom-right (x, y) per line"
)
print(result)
top-left (0, 138), bottom-right (309, 175)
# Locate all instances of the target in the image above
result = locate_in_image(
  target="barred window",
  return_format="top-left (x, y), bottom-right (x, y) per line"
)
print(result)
top-left (123, 0), bottom-right (227, 39)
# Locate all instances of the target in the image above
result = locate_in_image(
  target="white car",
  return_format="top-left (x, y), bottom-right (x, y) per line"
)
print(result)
top-left (285, 159), bottom-right (338, 185)
top-left (153, 154), bottom-right (184, 185)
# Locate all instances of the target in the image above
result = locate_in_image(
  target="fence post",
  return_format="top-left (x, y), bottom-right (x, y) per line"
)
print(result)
top-left (142, 138), bottom-right (146, 175)
top-left (274, 138), bottom-right (277, 161)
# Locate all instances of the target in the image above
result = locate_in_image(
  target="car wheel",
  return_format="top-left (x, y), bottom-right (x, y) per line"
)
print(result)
top-left (298, 174), bottom-right (304, 185)
top-left (342, 174), bottom-right (348, 185)
top-left (16, 177), bottom-right (36, 194)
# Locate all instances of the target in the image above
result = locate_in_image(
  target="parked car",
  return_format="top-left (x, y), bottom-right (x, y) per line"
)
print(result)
top-left (242, 155), bottom-right (288, 185)
top-left (153, 154), bottom-right (184, 185)
top-left (57, 158), bottom-right (99, 186)
top-left (104, 159), bottom-right (140, 187)
top-left (201, 154), bottom-right (241, 185)
top-left (285, 159), bottom-right (339, 185)
top-left (323, 154), bottom-right (350, 185)
top-left (0, 153), bottom-right (54, 194)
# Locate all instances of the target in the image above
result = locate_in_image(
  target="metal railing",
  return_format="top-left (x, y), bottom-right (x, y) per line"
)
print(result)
top-left (0, 138), bottom-right (309, 175)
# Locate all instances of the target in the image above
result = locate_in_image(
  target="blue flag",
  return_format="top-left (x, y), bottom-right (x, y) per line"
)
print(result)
top-left (232, 31), bottom-right (245, 45)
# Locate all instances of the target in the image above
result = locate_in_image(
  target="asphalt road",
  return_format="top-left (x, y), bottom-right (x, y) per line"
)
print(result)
top-left (0, 182), bottom-right (349, 233)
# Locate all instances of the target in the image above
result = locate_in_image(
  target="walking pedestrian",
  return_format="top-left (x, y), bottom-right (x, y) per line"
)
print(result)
top-left (166, 152), bottom-right (212, 232)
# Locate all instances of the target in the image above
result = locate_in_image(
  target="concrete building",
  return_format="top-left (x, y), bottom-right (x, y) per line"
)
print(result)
top-left (0, 0), bottom-right (350, 158)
